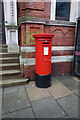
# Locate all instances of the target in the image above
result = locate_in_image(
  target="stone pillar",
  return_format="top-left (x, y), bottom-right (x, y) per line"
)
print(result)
top-left (78, 1), bottom-right (80, 17)
top-left (50, 0), bottom-right (56, 20)
top-left (3, 0), bottom-right (19, 52)
top-left (70, 0), bottom-right (77, 22)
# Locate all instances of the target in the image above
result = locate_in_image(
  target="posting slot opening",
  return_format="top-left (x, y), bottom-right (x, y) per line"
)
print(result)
top-left (42, 42), bottom-right (49, 44)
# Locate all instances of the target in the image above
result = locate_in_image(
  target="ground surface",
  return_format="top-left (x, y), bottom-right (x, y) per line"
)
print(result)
top-left (1, 75), bottom-right (80, 119)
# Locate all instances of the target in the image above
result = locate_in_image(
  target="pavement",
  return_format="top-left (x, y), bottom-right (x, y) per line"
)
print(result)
top-left (1, 75), bottom-right (80, 119)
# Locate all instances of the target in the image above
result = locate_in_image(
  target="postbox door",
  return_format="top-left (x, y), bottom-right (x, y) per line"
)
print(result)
top-left (42, 42), bottom-right (51, 75)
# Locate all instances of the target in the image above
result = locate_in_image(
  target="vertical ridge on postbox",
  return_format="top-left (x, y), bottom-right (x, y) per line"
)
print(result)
top-left (33, 33), bottom-right (54, 88)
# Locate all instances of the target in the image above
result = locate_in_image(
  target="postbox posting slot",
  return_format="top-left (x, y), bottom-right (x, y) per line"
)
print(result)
top-left (42, 42), bottom-right (50, 44)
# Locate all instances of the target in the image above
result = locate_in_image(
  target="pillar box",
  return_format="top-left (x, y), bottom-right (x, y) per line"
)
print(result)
top-left (33, 33), bottom-right (54, 88)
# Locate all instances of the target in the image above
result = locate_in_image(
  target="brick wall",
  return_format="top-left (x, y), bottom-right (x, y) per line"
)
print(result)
top-left (18, 2), bottom-right (50, 19)
top-left (21, 23), bottom-right (44, 46)
top-left (20, 23), bottom-right (75, 80)
top-left (18, 2), bottom-right (76, 80)
top-left (50, 26), bottom-right (75, 46)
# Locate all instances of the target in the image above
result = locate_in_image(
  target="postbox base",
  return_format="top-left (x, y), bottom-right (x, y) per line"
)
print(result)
top-left (35, 73), bottom-right (51, 88)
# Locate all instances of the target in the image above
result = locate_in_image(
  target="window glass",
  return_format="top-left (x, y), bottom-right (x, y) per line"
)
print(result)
top-left (56, 2), bottom-right (70, 21)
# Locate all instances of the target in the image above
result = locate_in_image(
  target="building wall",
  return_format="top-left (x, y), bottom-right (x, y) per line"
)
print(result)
top-left (18, 2), bottom-right (50, 19)
top-left (18, 1), bottom-right (76, 80)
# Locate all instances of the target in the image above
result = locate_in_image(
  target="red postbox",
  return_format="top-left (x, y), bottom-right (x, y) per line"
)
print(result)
top-left (33, 33), bottom-right (54, 88)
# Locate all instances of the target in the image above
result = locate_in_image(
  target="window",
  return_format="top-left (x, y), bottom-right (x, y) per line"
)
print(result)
top-left (55, 2), bottom-right (71, 21)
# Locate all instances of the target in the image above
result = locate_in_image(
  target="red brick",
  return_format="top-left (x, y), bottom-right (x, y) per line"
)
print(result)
top-left (44, 2), bottom-right (51, 19)
top-left (24, 65), bottom-right (35, 80)
top-left (51, 62), bottom-right (72, 75)
top-left (52, 50), bottom-right (74, 56)
top-left (25, 52), bottom-right (35, 58)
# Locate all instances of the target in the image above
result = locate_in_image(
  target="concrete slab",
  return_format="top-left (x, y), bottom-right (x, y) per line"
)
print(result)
top-left (56, 75), bottom-right (78, 91)
top-left (0, 88), bottom-right (2, 96)
top-left (72, 89), bottom-right (78, 97)
top-left (57, 94), bottom-right (78, 118)
top-left (26, 86), bottom-right (51, 102)
top-left (31, 96), bottom-right (67, 118)
top-left (25, 83), bottom-right (31, 88)
top-left (18, 85), bottom-right (26, 92)
top-left (73, 76), bottom-right (80, 82)
top-left (2, 107), bottom-right (35, 118)
top-left (28, 81), bottom-right (35, 87)
top-left (73, 86), bottom-right (80, 97)
top-left (3, 86), bottom-right (18, 95)
top-left (51, 77), bottom-right (60, 84)
top-left (2, 91), bottom-right (31, 114)
top-left (48, 82), bottom-right (73, 99)
top-left (0, 95), bottom-right (2, 120)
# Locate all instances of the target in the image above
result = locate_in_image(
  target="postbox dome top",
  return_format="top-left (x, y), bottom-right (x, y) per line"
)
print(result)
top-left (33, 33), bottom-right (54, 38)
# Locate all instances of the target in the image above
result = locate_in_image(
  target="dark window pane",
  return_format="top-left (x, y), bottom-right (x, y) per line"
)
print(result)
top-left (56, 2), bottom-right (70, 21)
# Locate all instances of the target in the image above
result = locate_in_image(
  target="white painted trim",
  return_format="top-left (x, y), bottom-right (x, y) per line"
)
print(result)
top-left (20, 55), bottom-right (74, 65)
top-left (52, 46), bottom-right (75, 51)
top-left (78, 1), bottom-right (80, 17)
top-left (70, 1), bottom-right (77, 22)
top-left (21, 46), bottom-right (75, 52)
top-left (21, 47), bottom-right (35, 52)
top-left (51, 55), bottom-right (73, 63)
top-left (50, 0), bottom-right (56, 20)
top-left (24, 58), bottom-right (35, 65)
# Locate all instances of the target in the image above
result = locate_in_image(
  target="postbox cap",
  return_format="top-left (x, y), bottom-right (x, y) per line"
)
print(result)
top-left (33, 33), bottom-right (54, 38)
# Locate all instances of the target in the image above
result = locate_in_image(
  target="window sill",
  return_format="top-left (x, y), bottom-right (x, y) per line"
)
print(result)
top-left (47, 20), bottom-right (76, 27)
top-left (19, 16), bottom-right (76, 27)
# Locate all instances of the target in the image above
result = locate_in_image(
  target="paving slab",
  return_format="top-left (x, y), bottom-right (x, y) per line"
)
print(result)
top-left (3, 86), bottom-right (18, 95)
top-left (2, 91), bottom-right (31, 114)
top-left (51, 76), bottom-right (60, 84)
top-left (73, 76), bottom-right (80, 82)
top-left (28, 81), bottom-right (35, 87)
top-left (26, 86), bottom-right (51, 102)
top-left (2, 107), bottom-right (35, 118)
top-left (25, 83), bottom-right (31, 88)
top-left (56, 75), bottom-right (78, 91)
top-left (57, 94), bottom-right (78, 118)
top-left (31, 96), bottom-right (67, 118)
top-left (72, 89), bottom-right (79, 97)
top-left (0, 95), bottom-right (2, 120)
top-left (48, 82), bottom-right (73, 99)
top-left (0, 88), bottom-right (2, 96)
top-left (18, 85), bottom-right (26, 92)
